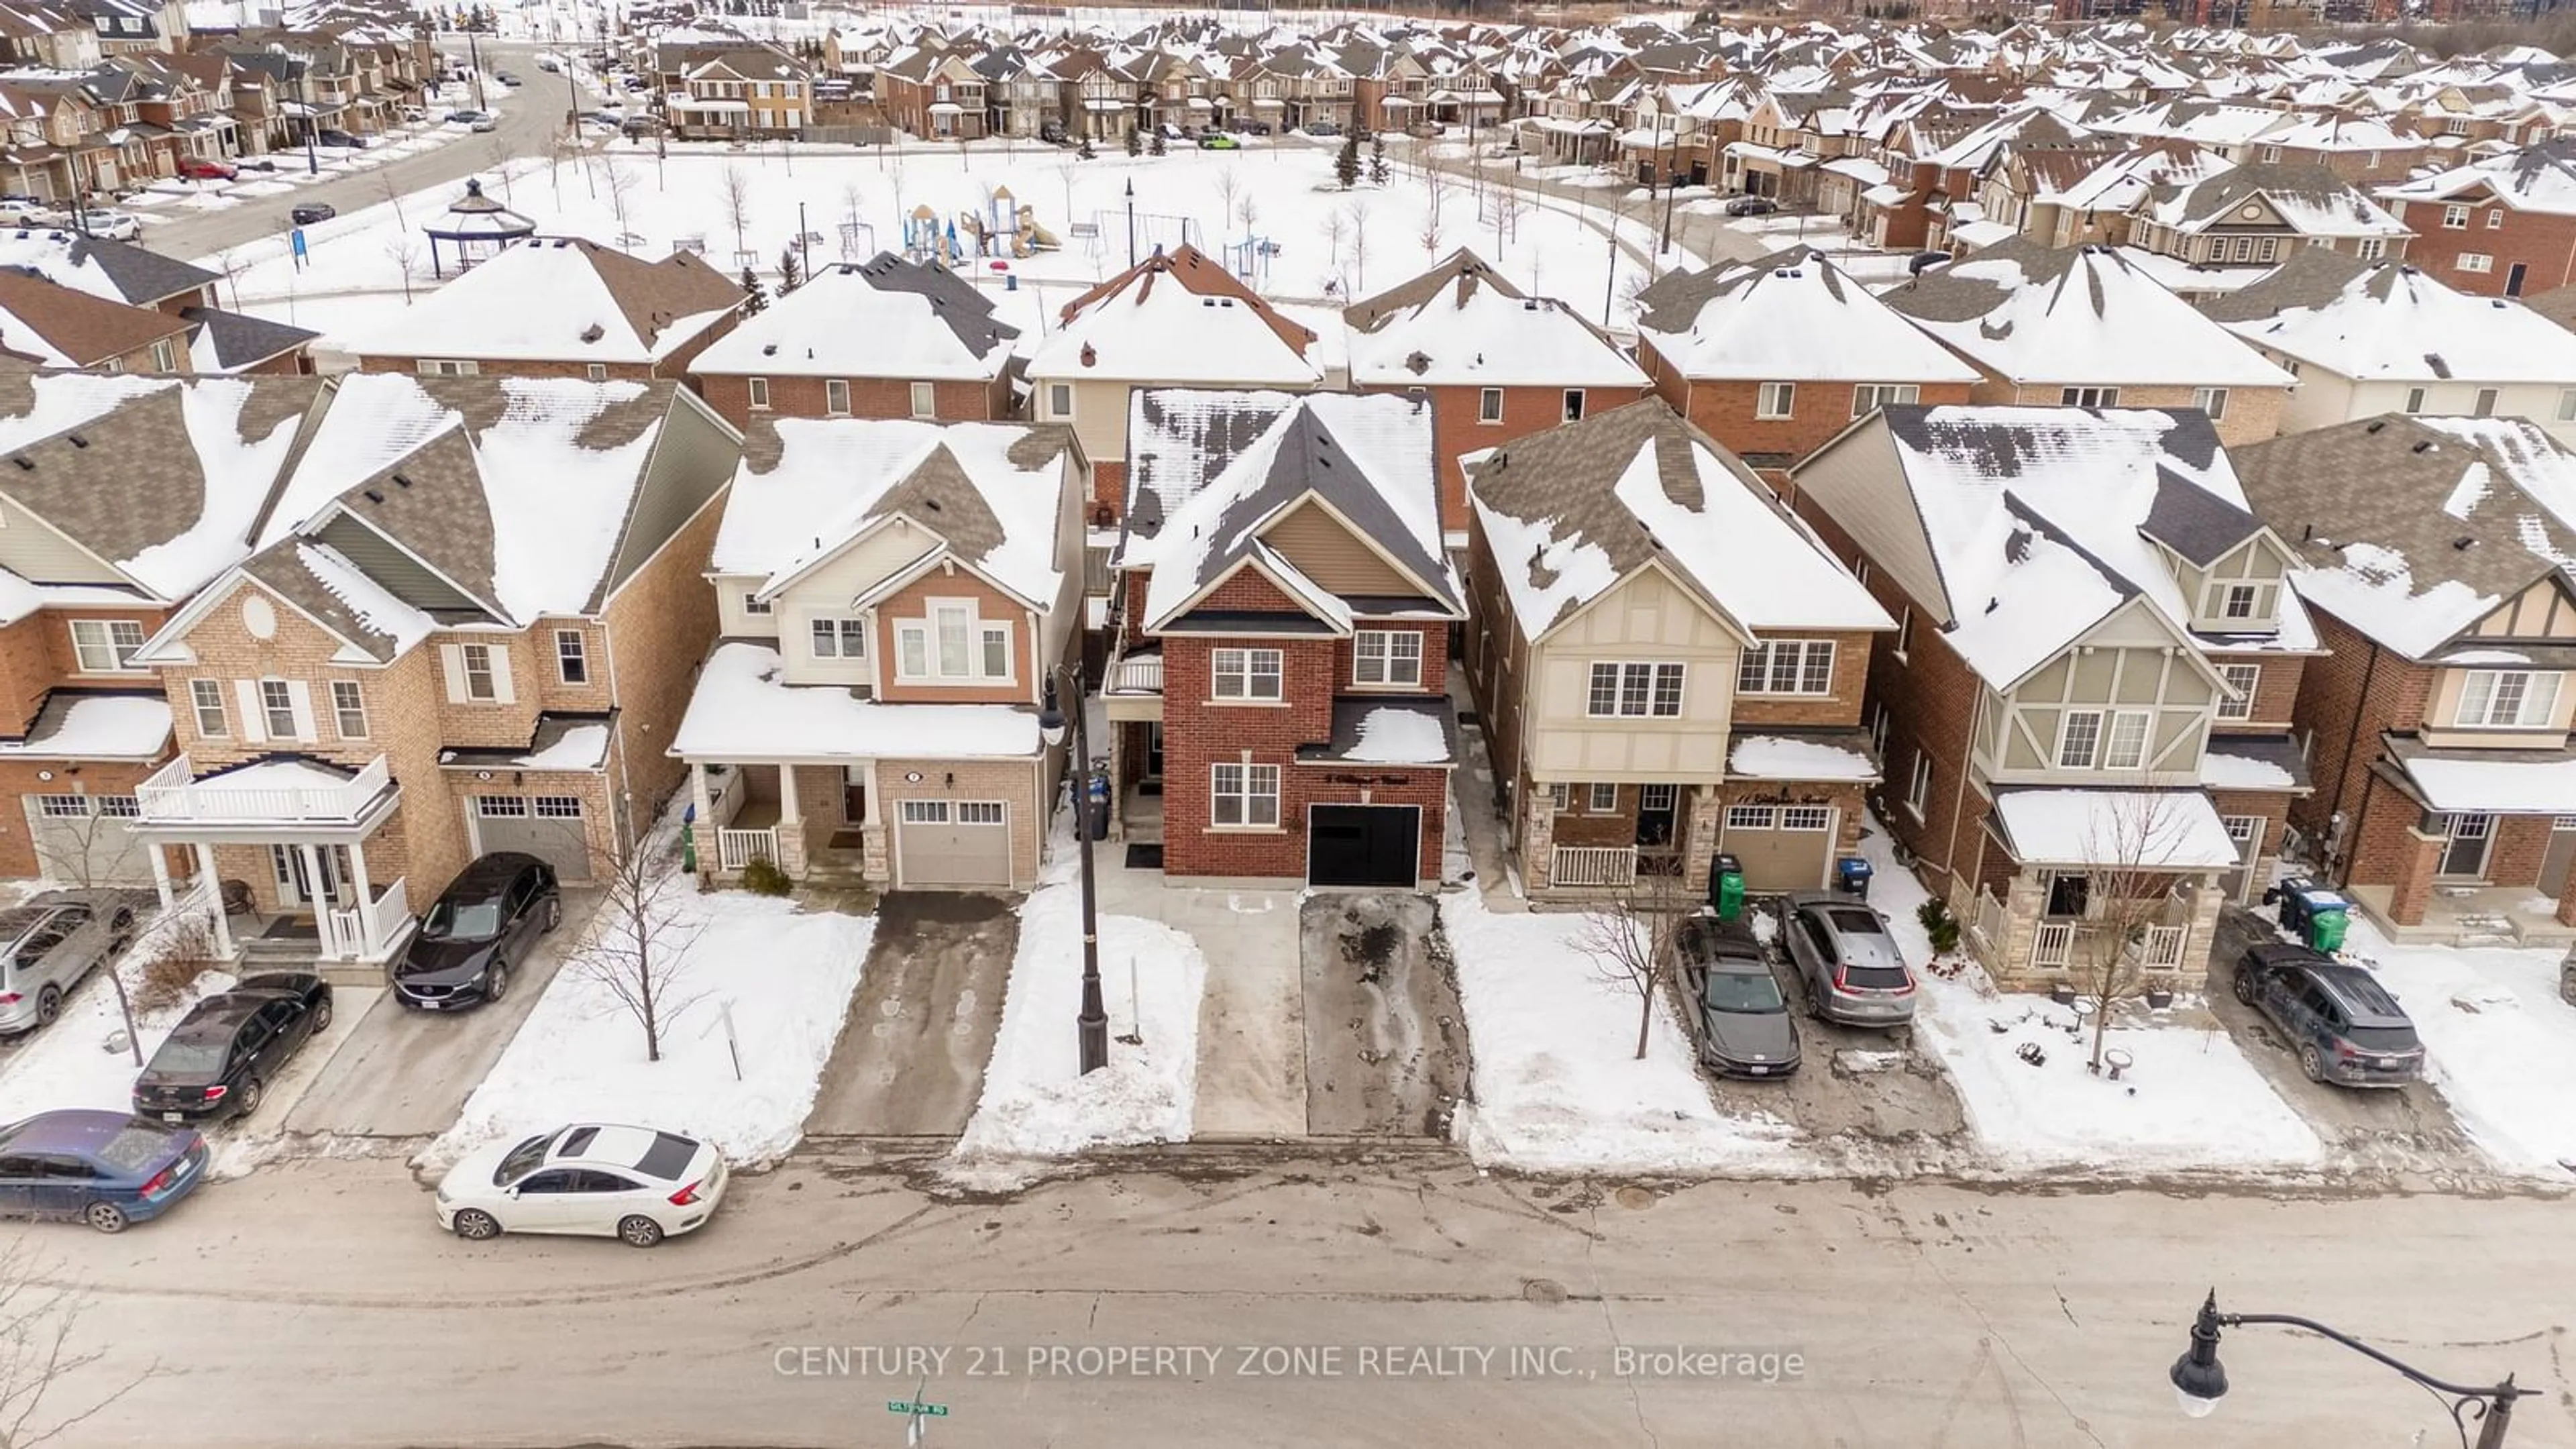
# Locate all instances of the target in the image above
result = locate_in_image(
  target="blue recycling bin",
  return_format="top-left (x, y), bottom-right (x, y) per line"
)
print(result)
top-left (1835, 855), bottom-right (1873, 898)
top-left (1084, 771), bottom-right (1112, 841)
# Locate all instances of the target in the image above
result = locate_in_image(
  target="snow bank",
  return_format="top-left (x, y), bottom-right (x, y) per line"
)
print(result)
top-left (435, 887), bottom-right (873, 1169)
top-left (1439, 888), bottom-right (1807, 1175)
top-left (2351, 919), bottom-right (2576, 1175)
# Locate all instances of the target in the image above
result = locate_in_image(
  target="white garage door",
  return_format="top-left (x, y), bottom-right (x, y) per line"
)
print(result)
top-left (894, 799), bottom-right (1012, 889)
top-left (1719, 804), bottom-right (1837, 894)
top-left (24, 794), bottom-right (152, 886)
top-left (471, 795), bottom-right (593, 882)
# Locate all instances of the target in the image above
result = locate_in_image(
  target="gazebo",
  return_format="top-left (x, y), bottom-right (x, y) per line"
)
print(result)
top-left (425, 178), bottom-right (536, 278)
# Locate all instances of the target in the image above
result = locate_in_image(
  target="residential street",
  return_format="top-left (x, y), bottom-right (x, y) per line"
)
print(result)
top-left (17, 1153), bottom-right (2574, 1448)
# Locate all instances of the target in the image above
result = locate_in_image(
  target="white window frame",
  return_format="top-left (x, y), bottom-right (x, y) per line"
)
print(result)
top-left (979, 623), bottom-right (1011, 680)
top-left (1756, 381), bottom-right (1796, 419)
top-left (898, 798), bottom-right (949, 824)
top-left (2404, 386), bottom-right (2428, 415)
top-left (190, 678), bottom-right (227, 737)
top-left (2102, 710), bottom-right (2151, 771)
top-left (460, 643), bottom-right (498, 702)
top-left (1477, 386), bottom-right (1503, 424)
top-left (2059, 385), bottom-right (2121, 407)
top-left (330, 680), bottom-right (368, 739)
top-left (1210, 761), bottom-right (1281, 828)
top-left (2557, 388), bottom-right (2576, 423)
top-left (1725, 804), bottom-right (1774, 830)
top-left (2474, 387), bottom-right (2500, 417)
top-left (1905, 751), bottom-right (1932, 819)
top-left (2458, 252), bottom-right (2493, 274)
top-left (2192, 386), bottom-right (2229, 421)
top-left (68, 619), bottom-right (145, 673)
top-left (741, 592), bottom-right (773, 616)
top-left (1546, 782), bottom-right (1571, 811)
top-left (585, 362), bottom-right (608, 382)
top-left (747, 376), bottom-right (770, 411)
top-left (1352, 629), bottom-right (1423, 687)
top-left (908, 380), bottom-right (936, 419)
top-left (1639, 783), bottom-right (1678, 813)
top-left (2057, 708), bottom-right (2104, 769)
top-left (260, 678), bottom-right (297, 738)
top-left (2218, 663), bottom-right (2260, 721)
top-left (1736, 639), bottom-right (1835, 696)
top-left (555, 629), bottom-right (588, 684)
top-left (2357, 237), bottom-right (2387, 261)
top-left (1587, 782), bottom-right (1621, 813)
top-left (1850, 382), bottom-right (1918, 418)
top-left (956, 800), bottom-right (1006, 825)
top-left (825, 378), bottom-right (851, 416)
top-left (1586, 661), bottom-right (1685, 718)
top-left (2454, 669), bottom-right (2562, 729)
top-left (2443, 202), bottom-right (2470, 229)
top-left (810, 617), bottom-right (867, 659)
top-left (1561, 388), bottom-right (1585, 422)
top-left (417, 358), bottom-right (480, 376)
top-left (1212, 647), bottom-right (1284, 702)
top-left (1780, 804), bottom-right (1832, 831)
top-left (1047, 382), bottom-right (1073, 419)
top-left (2487, 207), bottom-right (2506, 229)
top-left (150, 337), bottom-right (175, 372)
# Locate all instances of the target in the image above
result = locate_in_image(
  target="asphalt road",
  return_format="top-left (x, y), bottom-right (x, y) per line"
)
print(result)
top-left (13, 1151), bottom-right (2574, 1448)
top-left (142, 41), bottom-right (593, 261)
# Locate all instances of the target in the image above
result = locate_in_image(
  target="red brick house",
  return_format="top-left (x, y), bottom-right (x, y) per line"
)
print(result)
top-left (689, 252), bottom-right (1020, 430)
top-left (350, 236), bottom-right (745, 383)
top-left (0, 229), bottom-right (315, 374)
top-left (1104, 390), bottom-right (1459, 889)
top-left (1343, 248), bottom-right (1648, 548)
top-left (2379, 142), bottom-right (2576, 299)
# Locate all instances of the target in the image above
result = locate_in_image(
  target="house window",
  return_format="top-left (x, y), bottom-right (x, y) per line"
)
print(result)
top-left (1478, 387), bottom-right (1503, 423)
top-left (1588, 782), bottom-right (1621, 813)
top-left (980, 624), bottom-right (1010, 678)
top-left (460, 643), bottom-right (497, 701)
top-left (898, 799), bottom-right (949, 824)
top-left (2057, 709), bottom-right (2104, 768)
top-left (2045, 873), bottom-right (2090, 918)
top-left (324, 680), bottom-right (367, 739)
top-left (1210, 761), bottom-right (1281, 827)
top-left (2443, 203), bottom-right (2471, 229)
top-left (809, 618), bottom-right (866, 658)
top-left (2473, 388), bottom-right (2499, 417)
top-left (1905, 751), bottom-right (1933, 818)
top-left (2102, 710), bottom-right (2151, 771)
top-left (1756, 382), bottom-right (1796, 419)
top-left (1736, 639), bottom-right (1835, 695)
top-left (2357, 238), bottom-right (2386, 261)
top-left (826, 378), bottom-right (851, 415)
top-left (2455, 669), bottom-right (2562, 728)
top-left (585, 363), bottom-right (608, 382)
top-left (2557, 388), bottom-right (2576, 423)
top-left (2221, 583), bottom-right (2260, 620)
top-left (1353, 629), bottom-right (1423, 686)
top-left (2488, 207), bottom-right (2506, 229)
top-left (956, 800), bottom-right (1005, 825)
top-left (2192, 386), bottom-right (2229, 421)
top-left (2223, 814), bottom-right (2261, 846)
top-left (1851, 383), bottom-right (1917, 418)
top-left (191, 678), bottom-right (226, 737)
top-left (934, 605), bottom-right (971, 675)
top-left (2255, 237), bottom-right (2279, 264)
top-left (1894, 606), bottom-right (1913, 661)
top-left (556, 629), bottom-right (588, 684)
top-left (1586, 661), bottom-right (1684, 718)
top-left (2403, 387), bottom-right (2427, 414)
top-left (1212, 647), bottom-right (1284, 701)
top-left (910, 381), bottom-right (936, 419)
top-left (1547, 782), bottom-right (1571, 811)
top-left (260, 679), bottom-right (297, 737)
top-left (150, 337), bottom-right (175, 372)
top-left (1048, 383), bottom-right (1073, 419)
top-left (747, 377), bottom-right (771, 410)
top-left (2060, 386), bottom-right (2120, 407)
top-left (2458, 253), bottom-right (2493, 274)
top-left (417, 359), bottom-right (480, 376)
top-left (898, 625), bottom-right (926, 678)
top-left (1561, 388), bottom-right (1585, 422)
top-left (741, 592), bottom-right (772, 615)
top-left (1640, 783), bottom-right (1678, 813)
top-left (68, 619), bottom-right (144, 672)
top-left (2218, 662), bottom-right (2260, 720)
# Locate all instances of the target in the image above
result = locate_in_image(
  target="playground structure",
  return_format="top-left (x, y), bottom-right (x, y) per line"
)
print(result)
top-left (904, 186), bottom-right (1064, 264)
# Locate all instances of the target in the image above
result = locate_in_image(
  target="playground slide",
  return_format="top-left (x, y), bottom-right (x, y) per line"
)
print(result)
top-left (1021, 220), bottom-right (1062, 251)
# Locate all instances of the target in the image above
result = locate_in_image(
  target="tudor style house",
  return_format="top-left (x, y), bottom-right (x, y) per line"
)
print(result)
top-left (1462, 400), bottom-right (1892, 900)
top-left (1104, 390), bottom-right (1461, 890)
top-left (125, 375), bottom-right (738, 975)
top-left (1340, 248), bottom-right (1647, 546)
top-left (675, 417), bottom-right (1084, 892)
top-left (1790, 405), bottom-right (2318, 990)
top-left (349, 237), bottom-right (748, 384)
top-left (2233, 415), bottom-right (2576, 945)
top-left (688, 254), bottom-right (1020, 430)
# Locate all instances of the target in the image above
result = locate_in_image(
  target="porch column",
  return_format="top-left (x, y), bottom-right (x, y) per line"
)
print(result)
top-left (194, 841), bottom-right (233, 959)
top-left (347, 839), bottom-right (376, 954)
top-left (1682, 784), bottom-right (1720, 896)
top-left (147, 840), bottom-right (174, 914)
top-left (2387, 826), bottom-right (2445, 928)
top-left (690, 761), bottom-right (713, 840)
top-left (775, 763), bottom-right (809, 876)
top-left (1106, 724), bottom-right (1124, 843)
top-left (2553, 847), bottom-right (2576, 928)
top-left (1523, 786), bottom-right (1557, 892)
top-left (299, 844), bottom-right (340, 959)
top-left (859, 760), bottom-right (889, 885)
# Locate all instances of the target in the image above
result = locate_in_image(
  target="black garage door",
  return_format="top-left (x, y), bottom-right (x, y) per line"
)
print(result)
top-left (1307, 805), bottom-right (1419, 888)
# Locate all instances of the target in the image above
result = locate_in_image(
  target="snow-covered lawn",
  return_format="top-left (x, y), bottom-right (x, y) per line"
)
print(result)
top-left (434, 885), bottom-right (873, 1169)
top-left (2348, 919), bottom-right (2576, 1175)
top-left (953, 824), bottom-right (1208, 1170)
top-left (1858, 824), bottom-right (2324, 1173)
top-left (1439, 888), bottom-right (1807, 1175)
top-left (0, 908), bottom-right (235, 1120)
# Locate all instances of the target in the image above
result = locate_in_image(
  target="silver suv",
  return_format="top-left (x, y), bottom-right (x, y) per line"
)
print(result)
top-left (0, 894), bottom-right (136, 1034)
top-left (1778, 892), bottom-right (1917, 1027)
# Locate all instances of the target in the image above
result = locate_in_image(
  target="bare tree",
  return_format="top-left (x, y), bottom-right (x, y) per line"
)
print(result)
top-left (1234, 190), bottom-right (1259, 238)
top-left (572, 835), bottom-right (706, 1065)
top-left (1320, 206), bottom-right (1348, 292)
top-left (2068, 788), bottom-right (2196, 1072)
top-left (600, 158), bottom-right (639, 250)
top-left (1343, 198), bottom-right (1373, 294)
top-left (1214, 164), bottom-right (1242, 241)
top-left (1, 1237), bottom-right (150, 1447)
top-left (383, 234), bottom-right (421, 303)
top-left (485, 140), bottom-right (517, 204)
top-left (1421, 164), bottom-right (1452, 255)
top-left (719, 163), bottom-right (753, 256)
top-left (212, 246), bottom-right (244, 311)
top-left (839, 176), bottom-right (866, 256)
top-left (1574, 851), bottom-right (1690, 1060)
top-left (376, 164), bottom-right (409, 231)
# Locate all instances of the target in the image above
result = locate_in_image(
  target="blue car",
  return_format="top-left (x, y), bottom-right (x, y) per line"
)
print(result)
top-left (0, 1110), bottom-right (208, 1232)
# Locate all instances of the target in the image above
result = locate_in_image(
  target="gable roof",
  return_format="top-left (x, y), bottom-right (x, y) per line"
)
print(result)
top-left (692, 251), bottom-right (1018, 381)
top-left (0, 229), bottom-right (217, 308)
top-left (0, 267), bottom-right (189, 368)
top-left (2217, 258), bottom-right (2576, 384)
top-left (349, 236), bottom-right (745, 366)
top-left (1341, 248), bottom-right (1644, 389)
top-left (1028, 244), bottom-right (1320, 386)
top-left (1880, 239), bottom-right (2292, 387)
top-left (1635, 244), bottom-right (1977, 385)
top-left (2135, 159), bottom-right (2408, 238)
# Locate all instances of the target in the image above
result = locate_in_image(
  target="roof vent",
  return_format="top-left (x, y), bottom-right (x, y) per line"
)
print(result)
top-left (2365, 419), bottom-right (2385, 433)
top-left (2455, 536), bottom-right (2477, 550)
top-left (65, 433), bottom-right (87, 449)
top-left (2413, 440), bottom-right (2434, 453)
top-left (762, 342), bottom-right (778, 356)
top-left (362, 487), bottom-right (384, 503)
top-left (922, 496), bottom-right (943, 513)
top-left (1523, 299), bottom-right (1539, 311)
top-left (8, 456), bottom-right (30, 472)
top-left (580, 323), bottom-right (605, 344)
top-left (392, 472), bottom-right (412, 488)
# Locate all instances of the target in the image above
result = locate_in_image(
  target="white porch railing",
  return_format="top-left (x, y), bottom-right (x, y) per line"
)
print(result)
top-left (325, 876), bottom-right (411, 961)
top-left (1551, 844), bottom-right (1638, 890)
top-left (2136, 924), bottom-right (2188, 971)
top-left (2033, 921), bottom-right (2074, 969)
top-left (1972, 889), bottom-right (2010, 956)
top-left (717, 826), bottom-right (778, 871)
top-left (1109, 653), bottom-right (1164, 694)
top-left (136, 753), bottom-right (392, 824)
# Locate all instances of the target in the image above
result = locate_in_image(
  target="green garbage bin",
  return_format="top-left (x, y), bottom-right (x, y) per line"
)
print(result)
top-left (2308, 902), bottom-right (2349, 954)
top-left (1709, 851), bottom-right (1746, 922)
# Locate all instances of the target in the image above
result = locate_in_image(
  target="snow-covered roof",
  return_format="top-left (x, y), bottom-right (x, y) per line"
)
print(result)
top-left (691, 252), bottom-right (1017, 382)
top-left (1634, 246), bottom-right (1979, 385)
top-left (1882, 241), bottom-right (2292, 388)
top-left (1990, 788), bottom-right (2243, 868)
top-left (349, 236), bottom-right (744, 366)
top-left (2222, 260), bottom-right (2576, 385)
top-left (2137, 160), bottom-right (2410, 239)
top-left (1728, 734), bottom-right (1878, 782)
top-left (1027, 244), bottom-right (1320, 388)
top-left (2379, 143), bottom-right (2576, 217)
top-left (1341, 249), bottom-right (1646, 390)
top-left (672, 641), bottom-right (1040, 761)
top-left (714, 417), bottom-right (1075, 608)
top-left (0, 692), bottom-right (170, 760)
top-left (1341, 705), bottom-right (1450, 765)
top-left (2402, 753), bottom-right (2576, 814)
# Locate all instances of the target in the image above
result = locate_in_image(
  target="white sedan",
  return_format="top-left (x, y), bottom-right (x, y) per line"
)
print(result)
top-left (435, 1123), bottom-right (729, 1248)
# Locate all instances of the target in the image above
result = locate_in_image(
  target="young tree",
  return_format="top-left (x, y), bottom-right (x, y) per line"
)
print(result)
top-left (1148, 127), bottom-right (1166, 156)
top-left (2069, 790), bottom-right (2196, 1073)
top-left (486, 138), bottom-right (516, 203)
top-left (719, 162), bottom-right (753, 255)
top-left (1420, 164), bottom-right (1452, 255)
top-left (384, 233), bottom-right (421, 302)
top-left (1368, 131), bottom-right (1390, 185)
top-left (777, 240), bottom-right (801, 292)
top-left (600, 158), bottom-right (638, 249)
top-left (1574, 850), bottom-right (1691, 1059)
top-left (1321, 205), bottom-right (1348, 286)
top-left (739, 264), bottom-right (768, 315)
top-left (1215, 164), bottom-right (1242, 239)
top-left (1334, 131), bottom-right (1360, 189)
top-left (572, 834), bottom-right (706, 1065)
top-left (1235, 191), bottom-right (1260, 237)
top-left (376, 164), bottom-right (409, 231)
top-left (839, 176), bottom-right (865, 257)
top-left (1344, 198), bottom-right (1373, 292)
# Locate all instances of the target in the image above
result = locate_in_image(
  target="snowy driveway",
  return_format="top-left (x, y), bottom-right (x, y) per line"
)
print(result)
top-left (802, 890), bottom-right (1015, 1138)
top-left (1297, 893), bottom-right (1469, 1137)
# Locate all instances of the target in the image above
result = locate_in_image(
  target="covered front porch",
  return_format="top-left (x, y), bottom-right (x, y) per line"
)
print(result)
top-left (129, 753), bottom-right (418, 972)
top-left (1960, 788), bottom-right (2239, 991)
top-left (688, 759), bottom-right (879, 883)
top-left (1104, 647), bottom-right (1164, 847)
top-left (2351, 741), bottom-right (2576, 945)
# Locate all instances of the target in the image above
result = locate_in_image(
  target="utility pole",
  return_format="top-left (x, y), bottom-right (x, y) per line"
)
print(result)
top-left (300, 63), bottom-right (320, 176)
top-left (798, 199), bottom-right (811, 282)
top-left (1601, 212), bottom-right (1617, 328)
top-left (1660, 118), bottom-right (1678, 258)
top-left (468, 31), bottom-right (488, 113)
top-left (1124, 177), bottom-right (1136, 266)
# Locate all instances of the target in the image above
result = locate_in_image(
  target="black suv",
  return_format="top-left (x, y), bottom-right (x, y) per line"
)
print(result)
top-left (394, 853), bottom-right (562, 1011)
top-left (2234, 943), bottom-right (2425, 1088)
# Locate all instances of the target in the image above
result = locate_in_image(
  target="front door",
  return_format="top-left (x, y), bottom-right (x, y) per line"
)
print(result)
top-left (843, 766), bottom-right (867, 826)
top-left (2542, 817), bottom-right (2576, 898)
top-left (2438, 814), bottom-right (2493, 879)
top-left (270, 845), bottom-right (349, 908)
top-left (2506, 262), bottom-right (2528, 297)
top-left (1146, 723), bottom-right (1165, 782)
top-left (1635, 784), bottom-right (1678, 851)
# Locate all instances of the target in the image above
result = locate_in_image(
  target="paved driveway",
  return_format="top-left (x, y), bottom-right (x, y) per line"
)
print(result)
top-left (1300, 893), bottom-right (1470, 1137)
top-left (280, 889), bottom-right (598, 1139)
top-left (802, 892), bottom-right (1014, 1138)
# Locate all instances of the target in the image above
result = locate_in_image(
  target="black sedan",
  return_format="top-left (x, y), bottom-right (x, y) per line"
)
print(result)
top-left (131, 973), bottom-right (333, 1124)
top-left (289, 202), bottom-right (335, 226)
top-left (394, 853), bottom-right (561, 1012)
top-left (1724, 195), bottom-right (1780, 217)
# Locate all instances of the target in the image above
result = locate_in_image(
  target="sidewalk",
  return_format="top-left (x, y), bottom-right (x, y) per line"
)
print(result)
top-left (1094, 853), bottom-right (1307, 1139)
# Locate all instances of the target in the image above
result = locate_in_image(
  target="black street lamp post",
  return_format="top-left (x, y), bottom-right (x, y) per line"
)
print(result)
top-left (1037, 667), bottom-right (1109, 1075)
top-left (2171, 1291), bottom-right (2535, 1448)
top-left (1124, 178), bottom-right (1136, 267)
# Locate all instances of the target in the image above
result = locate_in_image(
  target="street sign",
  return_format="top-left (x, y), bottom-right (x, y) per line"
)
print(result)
top-left (885, 1401), bottom-right (949, 1417)
top-left (290, 227), bottom-right (307, 258)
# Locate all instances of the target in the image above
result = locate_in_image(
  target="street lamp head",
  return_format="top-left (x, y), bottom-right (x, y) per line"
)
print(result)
top-left (1037, 676), bottom-right (1068, 748)
top-left (2170, 1291), bottom-right (2230, 1421)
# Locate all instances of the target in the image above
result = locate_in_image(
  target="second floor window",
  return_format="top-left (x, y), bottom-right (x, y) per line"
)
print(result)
top-left (2456, 669), bottom-right (2561, 729)
top-left (260, 679), bottom-right (297, 738)
top-left (1212, 647), bottom-right (1283, 701)
top-left (748, 377), bottom-right (770, 410)
top-left (1587, 661), bottom-right (1684, 718)
top-left (2061, 386), bottom-right (2120, 407)
top-left (2057, 708), bottom-right (2151, 769)
top-left (2218, 663), bottom-right (2259, 721)
top-left (1049, 383), bottom-right (1073, 418)
top-left (331, 680), bottom-right (368, 739)
top-left (461, 644), bottom-right (498, 702)
top-left (910, 382), bottom-right (936, 419)
top-left (826, 379), bottom-right (851, 415)
top-left (1851, 383), bottom-right (1917, 418)
top-left (2192, 386), bottom-right (2230, 421)
top-left (1352, 630), bottom-right (1421, 687)
top-left (556, 629), bottom-right (588, 684)
top-left (70, 619), bottom-right (144, 672)
top-left (1478, 387), bottom-right (1503, 423)
top-left (191, 678), bottom-right (227, 737)
top-left (1756, 382), bottom-right (1796, 419)
top-left (1737, 640), bottom-right (1835, 696)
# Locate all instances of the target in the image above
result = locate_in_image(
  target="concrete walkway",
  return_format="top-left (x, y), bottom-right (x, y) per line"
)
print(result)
top-left (1095, 857), bottom-right (1307, 1139)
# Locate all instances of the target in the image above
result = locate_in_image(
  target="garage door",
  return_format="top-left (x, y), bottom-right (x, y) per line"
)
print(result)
top-left (472, 795), bottom-right (594, 882)
top-left (24, 794), bottom-right (151, 886)
top-left (1720, 804), bottom-right (1835, 893)
top-left (1307, 804), bottom-right (1420, 888)
top-left (895, 800), bottom-right (1012, 888)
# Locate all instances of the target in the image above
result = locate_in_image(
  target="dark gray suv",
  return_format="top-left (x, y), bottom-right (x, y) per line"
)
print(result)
top-left (2234, 943), bottom-right (2424, 1088)
top-left (1674, 916), bottom-right (1799, 1078)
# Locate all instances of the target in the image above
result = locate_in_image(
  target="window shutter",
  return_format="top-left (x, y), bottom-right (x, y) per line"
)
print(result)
top-left (488, 647), bottom-right (516, 704)
top-left (284, 680), bottom-right (317, 742)
top-left (439, 644), bottom-right (468, 702)
top-left (234, 680), bottom-right (268, 743)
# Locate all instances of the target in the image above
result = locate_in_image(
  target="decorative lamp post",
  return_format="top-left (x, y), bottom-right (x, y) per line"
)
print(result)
top-left (2171, 1291), bottom-right (2535, 1447)
top-left (1036, 667), bottom-right (1109, 1075)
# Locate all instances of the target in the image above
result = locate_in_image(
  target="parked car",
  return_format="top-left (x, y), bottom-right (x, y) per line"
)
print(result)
top-left (1778, 893), bottom-right (1917, 1027)
top-left (1304, 120), bottom-right (1342, 137)
top-left (0, 894), bottom-right (137, 1035)
top-left (2233, 943), bottom-right (2426, 1087)
top-left (1038, 119), bottom-right (1068, 145)
top-left (131, 972), bottom-right (333, 1124)
top-left (1197, 130), bottom-right (1240, 150)
top-left (1239, 119), bottom-right (1274, 136)
top-left (0, 1110), bottom-right (208, 1233)
top-left (1674, 916), bottom-right (1800, 1078)
top-left (237, 156), bottom-right (279, 172)
top-left (1724, 195), bottom-right (1780, 217)
top-left (470, 115), bottom-right (500, 133)
top-left (0, 196), bottom-right (58, 227)
top-left (393, 853), bottom-right (563, 1012)
top-left (313, 127), bottom-right (366, 149)
top-left (435, 1122), bottom-right (729, 1247)
top-left (536, 54), bottom-right (561, 72)
top-left (445, 107), bottom-right (488, 124)
top-left (494, 70), bottom-right (521, 86)
top-left (175, 156), bottom-right (236, 181)
top-left (81, 209), bottom-right (140, 240)
top-left (289, 202), bottom-right (335, 226)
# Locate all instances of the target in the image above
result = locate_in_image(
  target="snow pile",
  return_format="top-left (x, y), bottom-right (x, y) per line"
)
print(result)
top-left (953, 822), bottom-right (1208, 1170)
top-left (1439, 888), bottom-right (1807, 1175)
top-left (1346, 707), bottom-right (1449, 765)
top-left (1729, 734), bottom-right (1878, 782)
top-left (2351, 919), bottom-right (2576, 1175)
top-left (435, 886), bottom-right (874, 1168)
